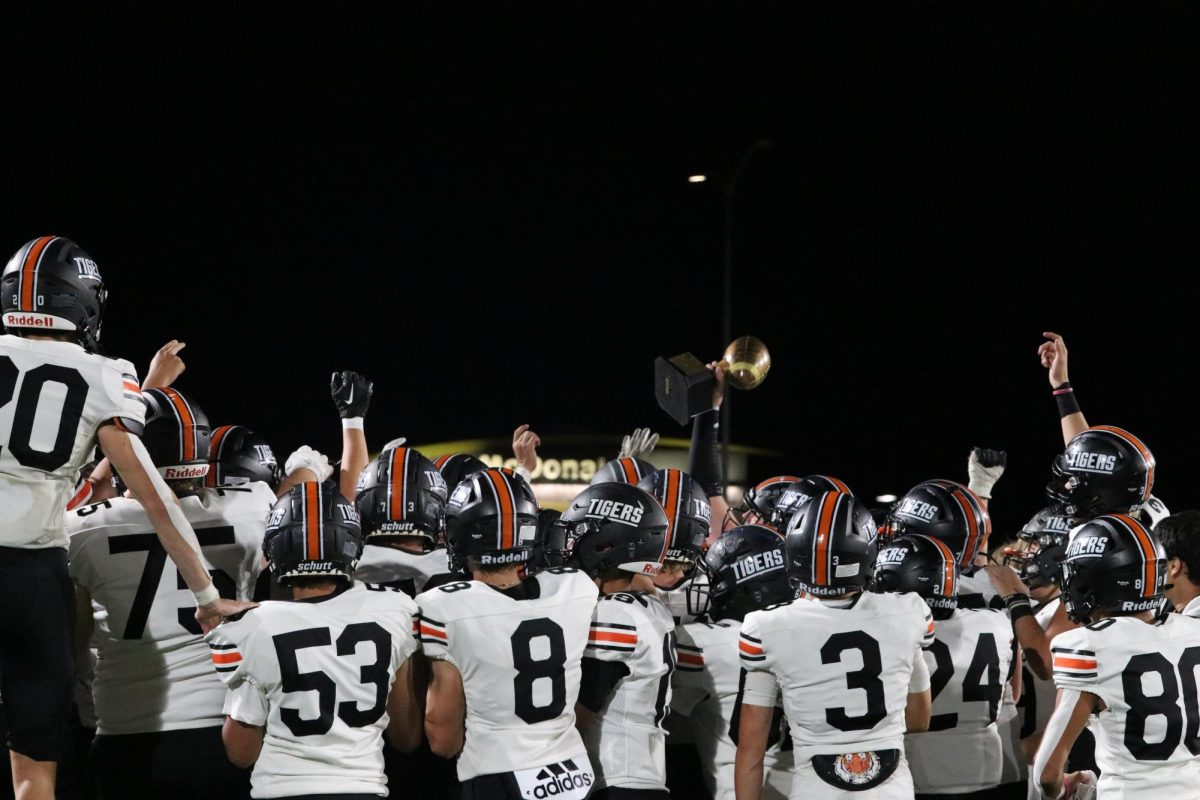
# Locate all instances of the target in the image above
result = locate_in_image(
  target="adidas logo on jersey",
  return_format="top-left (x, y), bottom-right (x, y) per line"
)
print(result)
top-left (1064, 451), bottom-right (1117, 474)
top-left (731, 549), bottom-right (785, 582)
top-left (1066, 535), bottom-right (1108, 558)
top-left (896, 498), bottom-right (938, 522)
top-left (529, 759), bottom-right (594, 798)
top-left (585, 498), bottom-right (645, 527)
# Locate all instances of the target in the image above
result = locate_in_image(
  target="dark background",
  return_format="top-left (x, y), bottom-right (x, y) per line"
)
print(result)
top-left (5, 7), bottom-right (1197, 537)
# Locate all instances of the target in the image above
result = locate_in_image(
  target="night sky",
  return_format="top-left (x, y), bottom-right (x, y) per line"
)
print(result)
top-left (6, 8), bottom-right (1197, 537)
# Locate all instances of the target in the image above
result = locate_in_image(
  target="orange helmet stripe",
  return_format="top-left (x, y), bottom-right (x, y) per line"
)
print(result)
top-left (1112, 513), bottom-right (1158, 598)
top-left (206, 425), bottom-right (234, 487)
top-left (828, 476), bottom-right (851, 494)
top-left (389, 447), bottom-right (410, 521)
top-left (20, 236), bottom-right (55, 312)
top-left (1090, 426), bottom-right (1155, 502)
top-left (619, 458), bottom-right (640, 484)
top-left (159, 388), bottom-right (197, 461)
top-left (304, 482), bottom-right (322, 560)
top-left (486, 469), bottom-right (516, 549)
top-left (814, 491), bottom-right (841, 585)
top-left (755, 475), bottom-right (802, 492)
top-left (949, 487), bottom-right (980, 569)
top-left (435, 454), bottom-right (452, 469)
top-left (923, 534), bottom-right (958, 596)
top-left (662, 469), bottom-right (682, 548)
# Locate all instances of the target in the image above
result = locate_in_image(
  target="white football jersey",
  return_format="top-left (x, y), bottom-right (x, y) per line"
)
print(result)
top-left (416, 567), bottom-right (599, 781)
top-left (956, 568), bottom-right (1005, 610)
top-left (1051, 613), bottom-right (1200, 797)
top-left (905, 608), bottom-right (1014, 794)
top-left (1019, 597), bottom-right (1063, 744)
top-left (67, 483), bottom-right (272, 734)
top-left (673, 616), bottom-right (793, 800)
top-left (581, 590), bottom-right (676, 792)
top-left (0, 335), bottom-right (144, 549)
top-left (739, 592), bottom-right (933, 761)
top-left (353, 543), bottom-right (451, 596)
top-left (206, 582), bottom-right (419, 799)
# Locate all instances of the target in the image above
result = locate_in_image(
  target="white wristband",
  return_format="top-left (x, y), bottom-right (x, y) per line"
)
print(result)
top-left (342, 417), bottom-right (364, 430)
top-left (193, 582), bottom-right (220, 606)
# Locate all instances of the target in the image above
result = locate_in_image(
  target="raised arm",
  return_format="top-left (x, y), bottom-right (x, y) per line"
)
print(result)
top-left (689, 361), bottom-right (729, 542)
top-left (512, 423), bottom-right (542, 484)
top-left (1039, 332), bottom-right (1088, 446)
top-left (331, 370), bottom-right (372, 501)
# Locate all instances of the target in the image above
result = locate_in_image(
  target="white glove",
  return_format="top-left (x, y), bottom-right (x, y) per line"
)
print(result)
top-left (285, 445), bottom-right (333, 482)
top-left (618, 427), bottom-right (659, 460)
top-left (967, 447), bottom-right (1007, 499)
top-left (381, 436), bottom-right (407, 452)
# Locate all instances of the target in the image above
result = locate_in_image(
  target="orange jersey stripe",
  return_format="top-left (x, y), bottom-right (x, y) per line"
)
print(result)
top-left (418, 624), bottom-right (447, 639)
top-left (677, 653), bottom-right (704, 665)
top-left (212, 652), bottom-right (242, 665)
top-left (739, 640), bottom-right (764, 655)
top-left (927, 621), bottom-right (936, 634)
top-left (1054, 656), bottom-right (1097, 670)
top-left (487, 470), bottom-right (516, 549)
top-left (20, 236), bottom-right (54, 311)
top-left (590, 631), bottom-right (637, 644)
top-left (304, 483), bottom-right (321, 560)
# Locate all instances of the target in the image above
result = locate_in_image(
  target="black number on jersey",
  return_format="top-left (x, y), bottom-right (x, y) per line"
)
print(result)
top-left (108, 526), bottom-right (237, 639)
top-left (439, 581), bottom-right (473, 593)
top-left (654, 631), bottom-right (677, 728)
top-left (1122, 648), bottom-right (1200, 760)
top-left (1017, 665), bottom-right (1038, 739)
top-left (0, 358), bottom-right (89, 471)
top-left (926, 633), bottom-right (1003, 731)
top-left (820, 631), bottom-right (887, 731)
top-left (273, 622), bottom-right (394, 737)
top-left (366, 580), bottom-right (417, 597)
top-left (510, 618), bottom-right (567, 724)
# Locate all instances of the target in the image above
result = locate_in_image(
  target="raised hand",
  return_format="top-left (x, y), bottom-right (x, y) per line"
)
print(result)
top-left (512, 424), bottom-right (541, 473)
top-left (143, 339), bottom-right (187, 389)
top-left (1038, 332), bottom-right (1070, 388)
top-left (331, 371), bottom-right (373, 418)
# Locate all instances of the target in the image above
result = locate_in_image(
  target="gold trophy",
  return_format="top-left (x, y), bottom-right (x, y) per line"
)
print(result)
top-left (655, 336), bottom-right (772, 424)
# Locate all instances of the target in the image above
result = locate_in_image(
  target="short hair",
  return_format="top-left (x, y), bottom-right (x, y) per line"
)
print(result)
top-left (1156, 511), bottom-right (1200, 584)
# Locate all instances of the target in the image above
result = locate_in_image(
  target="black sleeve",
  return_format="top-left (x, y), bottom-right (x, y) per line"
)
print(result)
top-left (578, 657), bottom-right (631, 713)
top-left (688, 408), bottom-right (724, 499)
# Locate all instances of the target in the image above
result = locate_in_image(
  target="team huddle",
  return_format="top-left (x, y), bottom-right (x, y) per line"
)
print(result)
top-left (1, 236), bottom-right (1198, 800)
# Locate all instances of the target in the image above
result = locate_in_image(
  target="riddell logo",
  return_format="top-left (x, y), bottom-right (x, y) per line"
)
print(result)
top-left (531, 760), bottom-right (594, 798)
top-left (162, 465), bottom-right (209, 479)
top-left (480, 550), bottom-right (527, 565)
top-left (4, 312), bottom-right (60, 329)
top-left (642, 563), bottom-right (661, 575)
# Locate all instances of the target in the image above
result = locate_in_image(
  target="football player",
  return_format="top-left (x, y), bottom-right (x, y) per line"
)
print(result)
top-left (206, 424), bottom-right (283, 492)
top-left (433, 452), bottom-right (487, 490)
top-left (735, 490), bottom-right (933, 800)
top-left (207, 482), bottom-right (422, 798)
top-left (770, 475), bottom-right (855, 533)
top-left (419, 468), bottom-right (600, 800)
top-left (1157, 511), bottom-right (1200, 617)
top-left (0, 236), bottom-right (248, 800)
top-left (671, 525), bottom-right (794, 800)
top-left (1035, 514), bottom-right (1200, 798)
top-left (637, 468), bottom-right (710, 608)
top-left (590, 456), bottom-right (658, 487)
top-left (724, 475), bottom-right (802, 533)
top-left (873, 533), bottom-right (1014, 798)
top-left (69, 388), bottom-right (272, 799)
top-left (559, 482), bottom-right (674, 798)
top-left (354, 445), bottom-right (450, 596)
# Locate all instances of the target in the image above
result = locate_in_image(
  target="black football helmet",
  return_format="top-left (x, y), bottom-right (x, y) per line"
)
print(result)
top-left (888, 481), bottom-right (988, 570)
top-left (140, 388), bottom-right (212, 481)
top-left (771, 474), bottom-right (855, 530)
top-left (445, 468), bottom-right (539, 572)
top-left (1048, 426), bottom-right (1155, 523)
top-left (590, 457), bottom-right (657, 486)
top-left (434, 453), bottom-right (488, 490)
top-left (784, 491), bottom-right (878, 597)
top-left (558, 482), bottom-right (669, 578)
top-left (1060, 513), bottom-right (1167, 623)
top-left (872, 534), bottom-right (959, 620)
top-left (726, 474), bottom-right (802, 530)
top-left (526, 508), bottom-right (564, 575)
top-left (1, 236), bottom-right (107, 351)
top-left (356, 447), bottom-right (448, 549)
top-left (1003, 506), bottom-right (1072, 589)
top-left (701, 525), bottom-right (792, 621)
top-left (264, 481), bottom-right (363, 585)
top-left (637, 469), bottom-right (711, 566)
top-left (206, 425), bottom-right (282, 489)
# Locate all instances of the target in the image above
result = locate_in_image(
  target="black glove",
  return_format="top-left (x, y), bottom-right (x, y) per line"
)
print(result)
top-left (971, 447), bottom-right (1007, 468)
top-left (331, 371), bottom-right (373, 418)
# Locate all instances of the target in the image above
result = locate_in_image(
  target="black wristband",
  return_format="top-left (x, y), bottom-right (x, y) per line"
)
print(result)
top-left (688, 408), bottom-right (724, 498)
top-left (1004, 593), bottom-right (1034, 621)
top-left (1053, 381), bottom-right (1081, 418)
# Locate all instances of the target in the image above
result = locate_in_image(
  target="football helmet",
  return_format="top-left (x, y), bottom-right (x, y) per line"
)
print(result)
top-left (1, 236), bottom-right (107, 351)
top-left (264, 481), bottom-right (363, 585)
top-left (445, 468), bottom-right (539, 572)
top-left (1060, 513), bottom-right (1167, 623)
top-left (356, 447), bottom-right (448, 549)
top-left (888, 481), bottom-right (988, 570)
top-left (141, 388), bottom-right (212, 480)
top-left (590, 456), bottom-right (657, 486)
top-left (872, 534), bottom-right (959, 620)
top-left (701, 525), bottom-right (792, 621)
top-left (434, 453), bottom-right (488, 490)
top-left (206, 425), bottom-right (282, 489)
top-left (1003, 505), bottom-right (1072, 589)
top-left (1047, 426), bottom-right (1155, 522)
top-left (559, 482), bottom-right (669, 578)
top-left (727, 474), bottom-right (802, 530)
top-left (771, 474), bottom-right (854, 530)
top-left (784, 491), bottom-right (878, 597)
top-left (637, 468), bottom-right (711, 566)
top-left (526, 508), bottom-right (564, 574)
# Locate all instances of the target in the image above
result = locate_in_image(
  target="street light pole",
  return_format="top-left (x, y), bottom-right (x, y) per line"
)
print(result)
top-left (719, 139), bottom-right (770, 483)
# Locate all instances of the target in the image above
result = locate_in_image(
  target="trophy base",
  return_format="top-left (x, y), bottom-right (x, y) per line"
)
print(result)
top-left (655, 352), bottom-right (715, 426)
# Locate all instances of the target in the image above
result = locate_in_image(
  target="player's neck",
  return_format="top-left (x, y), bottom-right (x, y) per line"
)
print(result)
top-left (472, 566), bottom-right (523, 589)
top-left (1167, 581), bottom-right (1200, 613)
top-left (292, 581), bottom-right (342, 600)
top-left (596, 572), bottom-right (656, 595)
